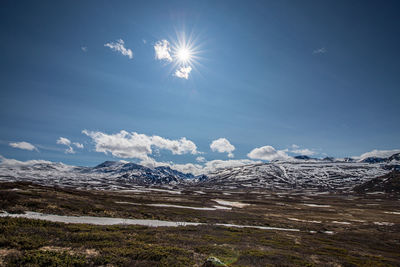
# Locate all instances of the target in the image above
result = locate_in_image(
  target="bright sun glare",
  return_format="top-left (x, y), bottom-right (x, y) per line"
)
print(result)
top-left (171, 31), bottom-right (199, 69)
top-left (176, 47), bottom-right (191, 63)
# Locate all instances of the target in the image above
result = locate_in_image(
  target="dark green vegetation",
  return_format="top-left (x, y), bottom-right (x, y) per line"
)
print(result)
top-left (0, 182), bottom-right (400, 266)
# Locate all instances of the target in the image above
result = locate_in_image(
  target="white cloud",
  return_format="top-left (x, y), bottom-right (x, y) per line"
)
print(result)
top-left (313, 47), bottom-right (326, 54)
top-left (210, 138), bottom-right (235, 158)
top-left (196, 156), bottom-right (206, 163)
top-left (56, 137), bottom-right (71, 146)
top-left (139, 157), bottom-right (172, 169)
top-left (154, 39), bottom-right (172, 62)
top-left (82, 130), bottom-right (199, 160)
top-left (291, 144), bottom-right (300, 149)
top-left (174, 66), bottom-right (192, 79)
top-left (9, 141), bottom-right (37, 151)
top-left (356, 149), bottom-right (400, 160)
top-left (73, 142), bottom-right (84, 149)
top-left (104, 39), bottom-right (133, 59)
top-left (169, 162), bottom-right (204, 175)
top-left (0, 155), bottom-right (51, 167)
top-left (56, 137), bottom-right (75, 154)
top-left (291, 148), bottom-right (315, 156)
top-left (151, 135), bottom-right (198, 155)
top-left (81, 46), bottom-right (88, 52)
top-left (247, 145), bottom-right (290, 161)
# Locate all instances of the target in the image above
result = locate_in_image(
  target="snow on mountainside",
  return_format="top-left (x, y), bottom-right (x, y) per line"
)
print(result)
top-left (201, 154), bottom-right (400, 191)
top-left (0, 153), bottom-right (399, 191)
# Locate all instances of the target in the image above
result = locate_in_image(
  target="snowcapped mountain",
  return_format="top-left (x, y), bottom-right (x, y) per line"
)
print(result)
top-left (359, 153), bottom-right (400, 164)
top-left (200, 153), bottom-right (400, 191)
top-left (0, 153), bottom-right (399, 191)
top-left (0, 160), bottom-right (198, 190)
top-left (202, 161), bottom-right (390, 191)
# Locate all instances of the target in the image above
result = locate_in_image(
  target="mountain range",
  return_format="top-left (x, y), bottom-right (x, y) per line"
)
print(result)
top-left (0, 153), bottom-right (399, 192)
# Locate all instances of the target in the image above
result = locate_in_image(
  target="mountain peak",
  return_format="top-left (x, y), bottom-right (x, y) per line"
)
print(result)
top-left (94, 161), bottom-right (122, 169)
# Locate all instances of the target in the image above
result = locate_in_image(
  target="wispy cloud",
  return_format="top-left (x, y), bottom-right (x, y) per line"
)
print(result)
top-left (174, 66), bottom-right (192, 79)
top-left (56, 137), bottom-right (75, 154)
top-left (9, 141), bottom-right (38, 151)
top-left (210, 138), bottom-right (235, 158)
top-left (313, 47), bottom-right (326, 54)
top-left (104, 39), bottom-right (133, 59)
top-left (154, 39), bottom-right (172, 61)
top-left (81, 46), bottom-right (88, 52)
top-left (247, 145), bottom-right (289, 161)
top-left (82, 130), bottom-right (199, 160)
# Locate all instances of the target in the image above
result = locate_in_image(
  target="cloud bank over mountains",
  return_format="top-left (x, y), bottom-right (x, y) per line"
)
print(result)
top-left (82, 130), bottom-right (199, 160)
top-left (356, 149), bottom-right (400, 160)
top-left (4, 129), bottom-right (399, 176)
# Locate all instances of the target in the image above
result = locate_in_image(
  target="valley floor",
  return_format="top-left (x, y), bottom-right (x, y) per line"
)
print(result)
top-left (0, 182), bottom-right (399, 266)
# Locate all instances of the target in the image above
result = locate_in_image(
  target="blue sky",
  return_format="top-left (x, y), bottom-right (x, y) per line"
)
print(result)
top-left (0, 1), bottom-right (399, 172)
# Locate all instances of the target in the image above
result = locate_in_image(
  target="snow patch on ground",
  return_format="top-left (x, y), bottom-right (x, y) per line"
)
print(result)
top-left (212, 205), bottom-right (232, 210)
top-left (384, 211), bottom-right (400, 215)
top-left (147, 204), bottom-right (217, 211)
top-left (373, 222), bottom-right (394, 226)
top-left (212, 199), bottom-right (250, 208)
top-left (332, 221), bottom-right (351, 225)
top-left (287, 218), bottom-right (322, 223)
top-left (303, 204), bottom-right (331, 208)
top-left (0, 211), bottom-right (300, 232)
top-left (148, 188), bottom-right (182, 194)
top-left (115, 202), bottom-right (231, 211)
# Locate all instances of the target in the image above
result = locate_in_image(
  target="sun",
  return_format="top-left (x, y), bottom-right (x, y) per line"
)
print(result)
top-left (176, 46), bottom-right (192, 64)
top-left (170, 31), bottom-right (200, 68)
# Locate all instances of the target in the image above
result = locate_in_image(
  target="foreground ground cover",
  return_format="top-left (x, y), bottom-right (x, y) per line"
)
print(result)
top-left (0, 182), bottom-right (399, 266)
